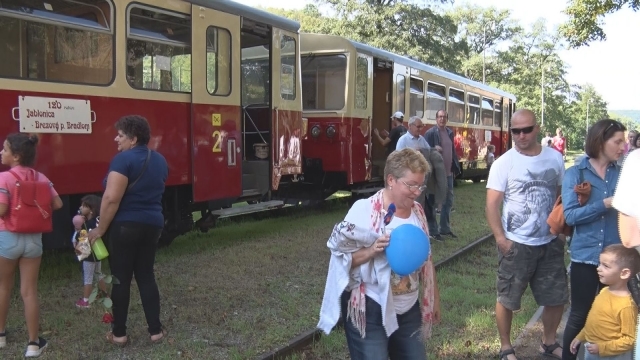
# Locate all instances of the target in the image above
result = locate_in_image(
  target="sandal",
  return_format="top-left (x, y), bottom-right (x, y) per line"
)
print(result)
top-left (150, 328), bottom-right (167, 343)
top-left (106, 331), bottom-right (128, 348)
top-left (498, 348), bottom-right (518, 360)
top-left (540, 341), bottom-right (562, 359)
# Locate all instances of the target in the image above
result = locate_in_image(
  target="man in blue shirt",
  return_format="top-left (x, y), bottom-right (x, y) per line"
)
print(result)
top-left (396, 116), bottom-right (430, 151)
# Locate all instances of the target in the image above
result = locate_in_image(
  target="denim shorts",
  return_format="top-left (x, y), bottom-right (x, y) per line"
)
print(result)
top-left (0, 231), bottom-right (43, 260)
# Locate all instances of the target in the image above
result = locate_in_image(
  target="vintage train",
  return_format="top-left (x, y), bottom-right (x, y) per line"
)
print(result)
top-left (0, 0), bottom-right (516, 249)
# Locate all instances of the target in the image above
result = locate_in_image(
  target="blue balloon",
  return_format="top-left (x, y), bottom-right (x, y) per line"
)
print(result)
top-left (385, 224), bottom-right (430, 276)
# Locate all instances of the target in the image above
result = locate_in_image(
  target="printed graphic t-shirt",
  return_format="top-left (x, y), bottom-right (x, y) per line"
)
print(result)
top-left (364, 212), bottom-right (423, 315)
top-left (486, 147), bottom-right (564, 246)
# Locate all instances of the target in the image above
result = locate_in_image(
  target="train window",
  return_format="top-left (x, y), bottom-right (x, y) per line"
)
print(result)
top-left (482, 98), bottom-right (494, 126)
top-left (242, 45), bottom-right (269, 105)
top-left (206, 27), bottom-right (231, 96)
top-left (494, 101), bottom-right (502, 128)
top-left (409, 78), bottom-right (424, 118)
top-left (468, 94), bottom-right (480, 125)
top-left (0, 0), bottom-right (114, 85)
top-left (503, 101), bottom-right (510, 129)
top-left (448, 88), bottom-right (465, 123)
top-left (396, 75), bottom-right (406, 114)
top-left (301, 54), bottom-right (347, 110)
top-left (280, 35), bottom-right (296, 100)
top-left (426, 82), bottom-right (446, 120)
top-left (355, 56), bottom-right (368, 109)
top-left (126, 6), bottom-right (191, 93)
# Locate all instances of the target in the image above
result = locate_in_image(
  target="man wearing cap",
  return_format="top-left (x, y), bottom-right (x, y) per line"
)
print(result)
top-left (395, 116), bottom-right (430, 151)
top-left (374, 111), bottom-right (406, 155)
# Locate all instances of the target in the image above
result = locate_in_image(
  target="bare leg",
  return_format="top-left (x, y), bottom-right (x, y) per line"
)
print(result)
top-left (83, 284), bottom-right (93, 299)
top-left (540, 305), bottom-right (564, 357)
top-left (18, 256), bottom-right (42, 342)
top-left (0, 257), bottom-right (17, 334)
top-left (496, 302), bottom-right (517, 360)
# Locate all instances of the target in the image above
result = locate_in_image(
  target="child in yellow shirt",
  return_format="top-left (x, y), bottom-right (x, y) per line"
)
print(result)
top-left (570, 244), bottom-right (640, 359)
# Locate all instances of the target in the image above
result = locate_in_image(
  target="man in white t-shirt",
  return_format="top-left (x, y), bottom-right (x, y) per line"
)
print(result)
top-left (486, 109), bottom-right (568, 360)
top-left (541, 131), bottom-right (552, 147)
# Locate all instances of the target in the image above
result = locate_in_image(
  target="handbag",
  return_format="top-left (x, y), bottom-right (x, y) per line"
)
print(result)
top-left (547, 168), bottom-right (591, 236)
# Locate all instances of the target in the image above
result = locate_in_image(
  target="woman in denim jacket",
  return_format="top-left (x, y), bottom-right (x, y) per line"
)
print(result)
top-left (561, 119), bottom-right (627, 360)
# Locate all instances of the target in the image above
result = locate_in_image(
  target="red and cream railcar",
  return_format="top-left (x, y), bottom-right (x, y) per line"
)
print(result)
top-left (297, 33), bottom-right (516, 199)
top-left (0, 0), bottom-right (303, 248)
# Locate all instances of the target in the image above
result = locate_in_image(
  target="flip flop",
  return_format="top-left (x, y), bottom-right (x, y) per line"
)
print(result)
top-left (540, 341), bottom-right (562, 359)
top-left (106, 331), bottom-right (128, 348)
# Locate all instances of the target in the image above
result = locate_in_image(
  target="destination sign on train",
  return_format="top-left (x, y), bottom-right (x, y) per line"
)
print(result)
top-left (18, 96), bottom-right (92, 134)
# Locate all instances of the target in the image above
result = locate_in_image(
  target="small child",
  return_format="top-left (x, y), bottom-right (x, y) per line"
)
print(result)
top-left (486, 144), bottom-right (496, 168)
top-left (72, 195), bottom-right (107, 309)
top-left (570, 244), bottom-right (640, 359)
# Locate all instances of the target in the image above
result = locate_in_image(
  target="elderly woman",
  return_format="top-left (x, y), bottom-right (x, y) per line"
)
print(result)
top-left (561, 119), bottom-right (627, 360)
top-left (88, 115), bottom-right (168, 346)
top-left (613, 149), bottom-right (640, 360)
top-left (317, 148), bottom-right (441, 359)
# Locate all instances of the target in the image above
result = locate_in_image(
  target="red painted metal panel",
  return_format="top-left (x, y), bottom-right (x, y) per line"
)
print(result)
top-left (0, 89), bottom-right (190, 195)
top-left (272, 109), bottom-right (303, 189)
top-left (191, 104), bottom-right (241, 202)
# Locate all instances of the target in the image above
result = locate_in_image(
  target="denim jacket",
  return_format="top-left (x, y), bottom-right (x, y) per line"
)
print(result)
top-left (563, 157), bottom-right (621, 265)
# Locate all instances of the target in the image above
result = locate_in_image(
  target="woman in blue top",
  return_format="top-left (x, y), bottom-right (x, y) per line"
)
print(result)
top-left (561, 119), bottom-right (627, 360)
top-left (88, 115), bottom-right (168, 347)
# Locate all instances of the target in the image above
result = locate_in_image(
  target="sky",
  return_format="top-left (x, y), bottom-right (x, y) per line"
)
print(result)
top-left (235, 0), bottom-right (639, 110)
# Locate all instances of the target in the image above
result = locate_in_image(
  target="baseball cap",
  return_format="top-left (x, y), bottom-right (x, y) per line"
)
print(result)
top-left (391, 111), bottom-right (404, 120)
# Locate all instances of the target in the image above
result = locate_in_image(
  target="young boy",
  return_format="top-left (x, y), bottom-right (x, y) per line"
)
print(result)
top-left (570, 244), bottom-right (640, 359)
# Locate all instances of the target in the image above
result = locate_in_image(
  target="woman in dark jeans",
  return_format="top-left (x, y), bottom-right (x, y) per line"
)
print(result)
top-left (88, 115), bottom-right (168, 346)
top-left (561, 119), bottom-right (626, 359)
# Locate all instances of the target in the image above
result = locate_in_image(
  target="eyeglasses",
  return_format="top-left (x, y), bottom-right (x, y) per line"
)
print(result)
top-left (510, 125), bottom-right (535, 135)
top-left (413, 124), bottom-right (424, 129)
top-left (437, 115), bottom-right (448, 119)
top-left (604, 121), bottom-right (624, 134)
top-left (400, 179), bottom-right (426, 193)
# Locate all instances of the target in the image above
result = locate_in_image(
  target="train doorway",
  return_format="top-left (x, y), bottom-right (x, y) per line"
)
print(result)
top-left (240, 19), bottom-right (272, 201)
top-left (371, 59), bottom-right (393, 180)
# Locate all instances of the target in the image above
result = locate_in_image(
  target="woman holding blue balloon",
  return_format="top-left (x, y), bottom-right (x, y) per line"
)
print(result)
top-left (317, 148), bottom-right (440, 360)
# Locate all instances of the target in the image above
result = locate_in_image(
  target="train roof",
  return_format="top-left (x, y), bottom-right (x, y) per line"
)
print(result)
top-left (301, 33), bottom-right (516, 101)
top-left (351, 40), bottom-right (516, 100)
top-left (186, 0), bottom-right (300, 33)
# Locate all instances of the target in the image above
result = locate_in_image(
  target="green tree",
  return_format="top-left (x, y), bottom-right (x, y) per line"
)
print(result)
top-left (560, 0), bottom-right (640, 48)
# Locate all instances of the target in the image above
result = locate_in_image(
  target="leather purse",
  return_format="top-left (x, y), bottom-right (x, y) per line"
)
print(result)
top-left (547, 168), bottom-right (591, 236)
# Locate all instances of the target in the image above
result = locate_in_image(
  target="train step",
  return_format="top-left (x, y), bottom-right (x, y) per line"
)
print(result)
top-left (210, 200), bottom-right (284, 219)
top-left (351, 187), bottom-right (384, 194)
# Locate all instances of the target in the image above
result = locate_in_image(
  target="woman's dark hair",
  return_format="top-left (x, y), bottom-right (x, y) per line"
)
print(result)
top-left (633, 132), bottom-right (640, 148)
top-left (5, 133), bottom-right (39, 167)
top-left (115, 115), bottom-right (151, 146)
top-left (584, 119), bottom-right (626, 158)
top-left (80, 194), bottom-right (102, 216)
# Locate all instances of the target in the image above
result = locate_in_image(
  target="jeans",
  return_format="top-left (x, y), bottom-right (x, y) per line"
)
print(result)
top-left (106, 221), bottom-right (163, 337)
top-left (341, 291), bottom-right (427, 360)
top-left (583, 346), bottom-right (632, 359)
top-left (562, 262), bottom-right (603, 360)
top-left (426, 175), bottom-right (454, 235)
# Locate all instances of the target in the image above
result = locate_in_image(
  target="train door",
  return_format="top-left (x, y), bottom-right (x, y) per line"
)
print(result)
top-left (350, 53), bottom-right (373, 184)
top-left (371, 58), bottom-right (393, 180)
top-left (503, 98), bottom-right (512, 151)
top-left (270, 29), bottom-right (303, 190)
top-left (239, 19), bottom-right (273, 199)
top-left (190, 6), bottom-right (241, 202)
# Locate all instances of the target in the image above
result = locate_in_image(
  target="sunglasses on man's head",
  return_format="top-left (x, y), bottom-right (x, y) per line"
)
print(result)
top-left (511, 125), bottom-right (535, 135)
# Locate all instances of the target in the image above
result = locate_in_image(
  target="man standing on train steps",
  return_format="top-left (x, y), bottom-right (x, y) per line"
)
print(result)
top-left (374, 111), bottom-right (406, 156)
top-left (424, 110), bottom-right (460, 241)
top-left (485, 109), bottom-right (568, 360)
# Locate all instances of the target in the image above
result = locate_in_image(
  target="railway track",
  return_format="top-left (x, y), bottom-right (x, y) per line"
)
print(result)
top-left (256, 232), bottom-right (496, 360)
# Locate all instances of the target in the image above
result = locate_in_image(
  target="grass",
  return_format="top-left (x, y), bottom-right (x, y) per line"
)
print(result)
top-left (290, 239), bottom-right (540, 359)
top-left (1, 182), bottom-right (490, 359)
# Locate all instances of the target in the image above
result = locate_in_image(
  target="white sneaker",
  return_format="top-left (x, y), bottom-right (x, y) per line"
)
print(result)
top-left (25, 337), bottom-right (47, 358)
top-left (0, 331), bottom-right (6, 348)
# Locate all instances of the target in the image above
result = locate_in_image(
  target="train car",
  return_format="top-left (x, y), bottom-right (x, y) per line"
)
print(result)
top-left (291, 33), bottom-right (516, 200)
top-left (0, 0), bottom-right (304, 248)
